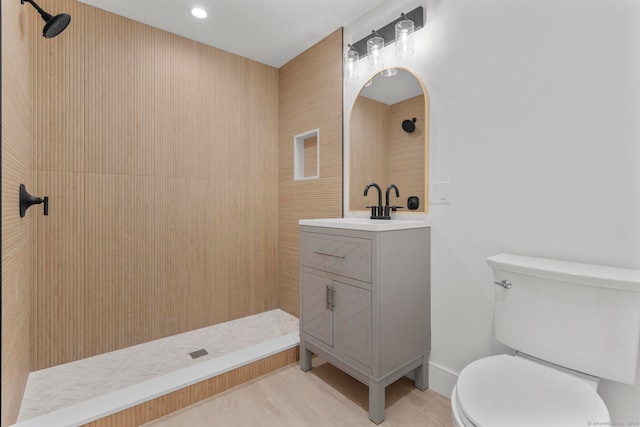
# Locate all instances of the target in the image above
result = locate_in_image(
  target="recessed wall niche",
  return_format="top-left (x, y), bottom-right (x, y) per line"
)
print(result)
top-left (294, 129), bottom-right (320, 181)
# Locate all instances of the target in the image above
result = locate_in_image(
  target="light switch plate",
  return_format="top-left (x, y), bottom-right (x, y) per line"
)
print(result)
top-left (430, 181), bottom-right (451, 204)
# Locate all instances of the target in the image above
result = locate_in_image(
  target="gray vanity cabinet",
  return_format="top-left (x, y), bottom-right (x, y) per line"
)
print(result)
top-left (299, 224), bottom-right (431, 424)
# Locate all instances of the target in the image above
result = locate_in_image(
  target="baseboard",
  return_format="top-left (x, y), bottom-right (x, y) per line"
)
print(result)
top-left (427, 361), bottom-right (458, 398)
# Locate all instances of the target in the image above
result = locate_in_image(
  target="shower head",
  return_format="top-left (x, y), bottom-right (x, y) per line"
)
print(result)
top-left (42, 13), bottom-right (71, 38)
top-left (21, 0), bottom-right (71, 38)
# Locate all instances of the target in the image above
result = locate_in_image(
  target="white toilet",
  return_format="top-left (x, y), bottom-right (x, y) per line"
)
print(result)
top-left (451, 253), bottom-right (640, 427)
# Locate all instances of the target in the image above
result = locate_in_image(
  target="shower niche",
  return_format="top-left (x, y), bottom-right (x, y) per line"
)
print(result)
top-left (294, 129), bottom-right (320, 181)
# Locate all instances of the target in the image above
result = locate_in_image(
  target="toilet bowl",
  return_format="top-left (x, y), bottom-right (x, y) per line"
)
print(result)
top-left (451, 354), bottom-right (609, 427)
top-left (450, 254), bottom-right (640, 427)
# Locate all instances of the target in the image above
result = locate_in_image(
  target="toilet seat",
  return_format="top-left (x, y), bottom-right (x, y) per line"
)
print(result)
top-left (454, 354), bottom-right (610, 427)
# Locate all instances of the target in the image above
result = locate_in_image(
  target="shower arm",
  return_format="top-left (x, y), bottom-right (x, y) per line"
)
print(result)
top-left (21, 0), bottom-right (53, 21)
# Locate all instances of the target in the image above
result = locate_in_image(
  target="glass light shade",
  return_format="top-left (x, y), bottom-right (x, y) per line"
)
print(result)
top-left (380, 68), bottom-right (398, 78)
top-left (395, 18), bottom-right (414, 57)
top-left (367, 35), bottom-right (385, 71)
top-left (344, 49), bottom-right (359, 81)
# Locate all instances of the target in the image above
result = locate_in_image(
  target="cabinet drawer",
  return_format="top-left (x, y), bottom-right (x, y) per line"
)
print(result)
top-left (301, 232), bottom-right (372, 283)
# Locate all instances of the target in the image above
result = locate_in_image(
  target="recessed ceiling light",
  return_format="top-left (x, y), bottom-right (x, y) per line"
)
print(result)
top-left (190, 7), bottom-right (207, 19)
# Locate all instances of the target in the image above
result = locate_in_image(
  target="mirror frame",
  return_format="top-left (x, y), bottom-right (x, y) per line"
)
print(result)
top-left (344, 66), bottom-right (430, 218)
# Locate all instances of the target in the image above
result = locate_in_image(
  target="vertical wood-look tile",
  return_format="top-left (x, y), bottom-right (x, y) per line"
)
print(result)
top-left (350, 96), bottom-right (390, 211)
top-left (32, 0), bottom-right (85, 173)
top-left (278, 29), bottom-right (344, 316)
top-left (32, 170), bottom-right (85, 369)
top-left (388, 95), bottom-right (427, 209)
top-left (2, 1), bottom-right (33, 423)
top-left (31, 0), bottom-right (280, 368)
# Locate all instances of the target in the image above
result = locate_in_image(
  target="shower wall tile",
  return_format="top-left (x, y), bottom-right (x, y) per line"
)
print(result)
top-left (32, 0), bottom-right (85, 173)
top-left (31, 0), bottom-right (279, 370)
top-left (82, 5), bottom-right (279, 181)
top-left (278, 29), bottom-right (344, 316)
top-left (388, 95), bottom-right (427, 209)
top-left (2, 1), bottom-right (34, 423)
top-left (83, 173), bottom-right (162, 356)
top-left (349, 96), bottom-right (390, 211)
top-left (31, 171), bottom-right (85, 370)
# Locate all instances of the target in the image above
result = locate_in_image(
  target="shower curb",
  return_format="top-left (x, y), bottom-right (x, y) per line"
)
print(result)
top-left (11, 333), bottom-right (300, 427)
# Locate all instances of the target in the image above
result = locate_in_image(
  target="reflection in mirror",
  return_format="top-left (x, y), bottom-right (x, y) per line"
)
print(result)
top-left (350, 68), bottom-right (427, 213)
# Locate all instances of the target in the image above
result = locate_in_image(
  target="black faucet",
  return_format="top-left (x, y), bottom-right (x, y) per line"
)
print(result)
top-left (364, 183), bottom-right (383, 219)
top-left (383, 184), bottom-right (404, 219)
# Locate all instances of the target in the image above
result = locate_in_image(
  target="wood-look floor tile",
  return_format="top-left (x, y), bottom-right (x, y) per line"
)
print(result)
top-left (145, 360), bottom-right (453, 427)
top-left (399, 396), bottom-right (454, 427)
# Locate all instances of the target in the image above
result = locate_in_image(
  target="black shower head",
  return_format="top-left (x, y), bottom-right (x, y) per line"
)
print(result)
top-left (21, 0), bottom-right (71, 38)
top-left (42, 13), bottom-right (71, 38)
top-left (402, 118), bottom-right (417, 133)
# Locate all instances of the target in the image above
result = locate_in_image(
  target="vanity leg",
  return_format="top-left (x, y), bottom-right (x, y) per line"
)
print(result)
top-left (414, 353), bottom-right (429, 391)
top-left (368, 377), bottom-right (385, 424)
top-left (300, 340), bottom-right (312, 372)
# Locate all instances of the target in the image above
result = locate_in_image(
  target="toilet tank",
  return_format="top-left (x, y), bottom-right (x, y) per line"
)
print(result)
top-left (487, 253), bottom-right (640, 385)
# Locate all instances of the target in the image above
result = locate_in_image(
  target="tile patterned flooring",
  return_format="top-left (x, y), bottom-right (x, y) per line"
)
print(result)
top-left (18, 309), bottom-right (299, 422)
top-left (145, 358), bottom-right (454, 427)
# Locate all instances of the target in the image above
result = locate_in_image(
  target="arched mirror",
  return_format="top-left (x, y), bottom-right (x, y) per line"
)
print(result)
top-left (349, 68), bottom-right (428, 213)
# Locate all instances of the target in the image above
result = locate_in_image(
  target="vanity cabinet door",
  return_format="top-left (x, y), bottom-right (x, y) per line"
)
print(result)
top-left (333, 281), bottom-right (371, 367)
top-left (301, 271), bottom-right (333, 346)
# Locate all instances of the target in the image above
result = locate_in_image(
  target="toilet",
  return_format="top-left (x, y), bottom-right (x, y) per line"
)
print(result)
top-left (451, 253), bottom-right (640, 427)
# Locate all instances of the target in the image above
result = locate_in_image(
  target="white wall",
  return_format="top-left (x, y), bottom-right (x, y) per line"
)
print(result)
top-left (345, 0), bottom-right (640, 422)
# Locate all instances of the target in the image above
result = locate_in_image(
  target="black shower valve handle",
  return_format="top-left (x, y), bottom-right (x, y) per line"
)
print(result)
top-left (19, 184), bottom-right (49, 217)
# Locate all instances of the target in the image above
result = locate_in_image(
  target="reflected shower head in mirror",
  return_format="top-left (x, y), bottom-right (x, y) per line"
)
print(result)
top-left (21, 0), bottom-right (71, 38)
top-left (402, 118), bottom-right (417, 133)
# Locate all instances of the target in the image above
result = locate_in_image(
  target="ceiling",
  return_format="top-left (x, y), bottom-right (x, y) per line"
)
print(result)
top-left (77, 0), bottom-right (387, 68)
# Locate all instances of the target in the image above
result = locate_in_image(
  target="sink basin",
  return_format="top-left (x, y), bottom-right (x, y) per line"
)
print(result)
top-left (299, 218), bottom-right (430, 232)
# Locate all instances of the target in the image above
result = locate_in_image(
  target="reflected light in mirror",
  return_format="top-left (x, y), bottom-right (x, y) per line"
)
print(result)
top-left (381, 68), bottom-right (398, 77)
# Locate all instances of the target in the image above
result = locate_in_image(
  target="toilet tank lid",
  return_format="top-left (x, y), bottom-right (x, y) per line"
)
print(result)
top-left (487, 254), bottom-right (640, 292)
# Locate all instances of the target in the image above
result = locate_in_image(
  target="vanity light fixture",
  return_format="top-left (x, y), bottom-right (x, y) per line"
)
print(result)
top-left (345, 6), bottom-right (423, 69)
top-left (344, 44), bottom-right (360, 81)
top-left (395, 13), bottom-right (415, 57)
top-left (190, 7), bottom-right (208, 19)
top-left (367, 31), bottom-right (385, 71)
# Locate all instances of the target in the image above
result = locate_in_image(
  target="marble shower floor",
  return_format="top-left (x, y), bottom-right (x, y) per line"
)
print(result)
top-left (17, 309), bottom-right (299, 423)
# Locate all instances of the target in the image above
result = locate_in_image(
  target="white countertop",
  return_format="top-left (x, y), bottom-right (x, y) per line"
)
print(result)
top-left (299, 218), bottom-right (430, 232)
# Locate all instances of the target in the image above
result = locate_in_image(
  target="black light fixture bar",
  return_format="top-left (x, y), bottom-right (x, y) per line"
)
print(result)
top-left (349, 6), bottom-right (424, 58)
